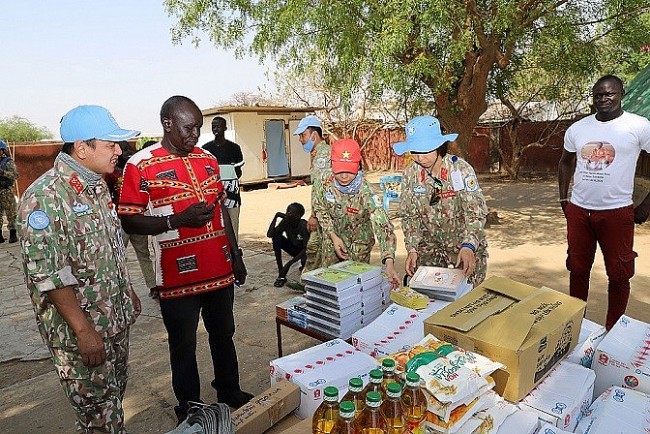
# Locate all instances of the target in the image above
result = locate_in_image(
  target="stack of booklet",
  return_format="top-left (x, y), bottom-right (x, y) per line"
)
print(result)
top-left (302, 261), bottom-right (386, 340)
top-left (409, 266), bottom-right (472, 301)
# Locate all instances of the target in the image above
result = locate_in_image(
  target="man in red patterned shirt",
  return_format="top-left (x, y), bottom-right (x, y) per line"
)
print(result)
top-left (118, 95), bottom-right (252, 423)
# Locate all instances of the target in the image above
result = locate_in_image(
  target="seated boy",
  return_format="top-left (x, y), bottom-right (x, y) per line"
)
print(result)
top-left (267, 202), bottom-right (310, 287)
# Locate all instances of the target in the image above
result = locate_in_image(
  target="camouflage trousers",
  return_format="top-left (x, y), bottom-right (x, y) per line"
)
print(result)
top-left (303, 225), bottom-right (328, 272)
top-left (0, 187), bottom-right (17, 230)
top-left (50, 329), bottom-right (131, 434)
top-left (417, 246), bottom-right (488, 287)
top-left (320, 238), bottom-right (373, 269)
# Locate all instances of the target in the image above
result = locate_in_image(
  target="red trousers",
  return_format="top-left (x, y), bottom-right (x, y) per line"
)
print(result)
top-left (565, 203), bottom-right (637, 329)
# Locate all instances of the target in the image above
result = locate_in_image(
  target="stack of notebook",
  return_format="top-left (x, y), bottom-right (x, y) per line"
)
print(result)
top-left (302, 261), bottom-right (388, 339)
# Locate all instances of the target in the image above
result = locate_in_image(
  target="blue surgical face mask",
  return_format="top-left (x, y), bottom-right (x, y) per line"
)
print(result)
top-left (302, 140), bottom-right (315, 153)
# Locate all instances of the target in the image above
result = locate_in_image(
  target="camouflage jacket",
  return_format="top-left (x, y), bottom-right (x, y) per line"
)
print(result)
top-left (0, 156), bottom-right (18, 190)
top-left (313, 170), bottom-right (396, 263)
top-left (18, 154), bottom-right (134, 348)
top-left (400, 155), bottom-right (488, 255)
top-left (310, 141), bottom-right (331, 211)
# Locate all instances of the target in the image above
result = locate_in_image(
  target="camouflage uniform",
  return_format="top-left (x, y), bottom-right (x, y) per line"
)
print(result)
top-left (0, 154), bottom-right (18, 230)
top-left (313, 170), bottom-right (396, 267)
top-left (303, 141), bottom-right (332, 272)
top-left (17, 153), bottom-right (135, 434)
top-left (401, 155), bottom-right (488, 286)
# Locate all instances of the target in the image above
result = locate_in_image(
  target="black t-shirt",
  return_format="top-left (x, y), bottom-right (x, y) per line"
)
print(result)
top-left (203, 139), bottom-right (244, 208)
top-left (277, 218), bottom-right (310, 249)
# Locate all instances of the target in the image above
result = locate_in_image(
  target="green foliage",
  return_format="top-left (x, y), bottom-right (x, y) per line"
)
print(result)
top-left (135, 136), bottom-right (160, 150)
top-left (0, 115), bottom-right (52, 142)
top-left (165, 0), bottom-right (650, 156)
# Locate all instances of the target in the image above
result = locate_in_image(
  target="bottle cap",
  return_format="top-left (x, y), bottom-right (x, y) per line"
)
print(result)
top-left (369, 369), bottom-right (383, 382)
top-left (324, 386), bottom-right (339, 400)
top-left (349, 377), bottom-right (363, 392)
top-left (366, 391), bottom-right (382, 405)
top-left (405, 372), bottom-right (421, 386)
top-left (382, 358), bottom-right (396, 368)
top-left (387, 382), bottom-right (402, 397)
top-left (339, 400), bottom-right (355, 417)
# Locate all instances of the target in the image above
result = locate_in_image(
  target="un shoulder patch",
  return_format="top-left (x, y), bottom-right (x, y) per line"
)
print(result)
top-left (28, 210), bottom-right (50, 230)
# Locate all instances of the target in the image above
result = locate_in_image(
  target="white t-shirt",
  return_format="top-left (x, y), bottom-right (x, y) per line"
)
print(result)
top-left (564, 111), bottom-right (650, 210)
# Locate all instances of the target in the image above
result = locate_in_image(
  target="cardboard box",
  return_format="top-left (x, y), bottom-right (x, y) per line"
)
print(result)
top-left (423, 276), bottom-right (586, 402)
top-left (565, 318), bottom-right (606, 369)
top-left (276, 417), bottom-right (312, 434)
top-left (574, 387), bottom-right (650, 434)
top-left (518, 361), bottom-right (594, 431)
top-left (270, 339), bottom-right (377, 419)
top-left (536, 422), bottom-right (573, 434)
top-left (592, 314), bottom-right (650, 398)
top-left (231, 382), bottom-right (301, 434)
top-left (352, 302), bottom-right (450, 359)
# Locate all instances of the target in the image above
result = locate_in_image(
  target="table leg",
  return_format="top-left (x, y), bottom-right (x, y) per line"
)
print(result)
top-left (276, 317), bottom-right (283, 357)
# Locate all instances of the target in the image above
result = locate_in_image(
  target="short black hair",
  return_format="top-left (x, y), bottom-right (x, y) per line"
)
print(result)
top-left (212, 116), bottom-right (227, 126)
top-left (594, 75), bottom-right (625, 94)
top-left (306, 126), bottom-right (323, 138)
top-left (61, 139), bottom-right (96, 155)
top-left (287, 202), bottom-right (305, 217)
top-left (160, 95), bottom-right (199, 123)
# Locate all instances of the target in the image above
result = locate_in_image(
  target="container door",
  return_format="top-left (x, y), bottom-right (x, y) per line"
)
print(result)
top-left (265, 119), bottom-right (289, 177)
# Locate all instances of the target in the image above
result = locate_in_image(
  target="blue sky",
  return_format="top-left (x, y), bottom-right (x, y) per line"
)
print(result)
top-left (1, 1), bottom-right (272, 138)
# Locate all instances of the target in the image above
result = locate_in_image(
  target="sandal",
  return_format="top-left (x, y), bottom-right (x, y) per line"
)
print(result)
top-left (274, 277), bottom-right (288, 288)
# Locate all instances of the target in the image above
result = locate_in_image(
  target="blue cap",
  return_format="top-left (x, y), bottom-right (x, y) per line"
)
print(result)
top-left (392, 115), bottom-right (458, 156)
top-left (0, 139), bottom-right (6, 151)
top-left (293, 117), bottom-right (322, 135)
top-left (60, 105), bottom-right (140, 142)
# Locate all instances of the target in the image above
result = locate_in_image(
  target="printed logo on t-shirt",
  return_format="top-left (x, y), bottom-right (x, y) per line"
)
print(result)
top-left (581, 141), bottom-right (615, 172)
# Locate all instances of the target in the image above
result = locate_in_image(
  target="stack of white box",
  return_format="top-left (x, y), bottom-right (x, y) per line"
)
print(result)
top-left (409, 265), bottom-right (472, 301)
top-left (270, 339), bottom-right (378, 419)
top-left (330, 261), bottom-right (384, 324)
top-left (302, 267), bottom-right (363, 340)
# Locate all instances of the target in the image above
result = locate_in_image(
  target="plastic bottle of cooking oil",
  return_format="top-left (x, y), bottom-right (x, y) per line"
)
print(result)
top-left (379, 358), bottom-right (397, 396)
top-left (381, 382), bottom-right (405, 434)
top-left (360, 369), bottom-right (384, 404)
top-left (401, 372), bottom-right (427, 434)
top-left (312, 386), bottom-right (339, 434)
top-left (341, 377), bottom-right (365, 417)
top-left (357, 391), bottom-right (387, 434)
top-left (330, 400), bottom-right (361, 434)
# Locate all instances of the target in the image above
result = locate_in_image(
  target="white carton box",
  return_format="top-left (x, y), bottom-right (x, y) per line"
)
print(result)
top-left (270, 339), bottom-right (378, 419)
top-left (565, 318), bottom-right (607, 368)
top-left (496, 410), bottom-right (539, 434)
top-left (592, 315), bottom-right (650, 398)
top-left (518, 361), bottom-right (594, 431)
top-left (574, 387), bottom-right (650, 434)
top-left (536, 422), bottom-right (573, 434)
top-left (410, 266), bottom-right (472, 301)
top-left (351, 301), bottom-right (449, 359)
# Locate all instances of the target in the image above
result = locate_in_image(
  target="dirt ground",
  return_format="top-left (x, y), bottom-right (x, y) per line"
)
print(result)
top-left (1, 176), bottom-right (650, 433)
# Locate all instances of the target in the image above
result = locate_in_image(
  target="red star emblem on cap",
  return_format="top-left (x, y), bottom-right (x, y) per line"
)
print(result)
top-left (342, 150), bottom-right (351, 160)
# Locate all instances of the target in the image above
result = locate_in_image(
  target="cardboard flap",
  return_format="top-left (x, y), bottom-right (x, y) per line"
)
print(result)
top-left (425, 276), bottom-right (527, 332)
top-left (473, 303), bottom-right (537, 350)
top-left (481, 276), bottom-right (537, 301)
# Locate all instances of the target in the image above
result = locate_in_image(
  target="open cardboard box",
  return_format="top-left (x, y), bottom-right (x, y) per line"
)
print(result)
top-left (423, 276), bottom-right (586, 402)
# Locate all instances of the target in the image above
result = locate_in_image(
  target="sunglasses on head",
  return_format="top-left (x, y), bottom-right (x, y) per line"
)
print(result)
top-left (430, 177), bottom-right (443, 206)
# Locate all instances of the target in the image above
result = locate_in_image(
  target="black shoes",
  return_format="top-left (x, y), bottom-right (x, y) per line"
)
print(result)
top-left (217, 390), bottom-right (254, 409)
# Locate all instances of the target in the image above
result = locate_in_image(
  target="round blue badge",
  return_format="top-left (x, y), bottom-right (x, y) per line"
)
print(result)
top-left (28, 210), bottom-right (50, 230)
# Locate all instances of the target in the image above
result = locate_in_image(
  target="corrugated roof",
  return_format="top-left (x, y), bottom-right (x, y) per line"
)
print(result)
top-left (623, 66), bottom-right (650, 118)
top-left (201, 105), bottom-right (322, 116)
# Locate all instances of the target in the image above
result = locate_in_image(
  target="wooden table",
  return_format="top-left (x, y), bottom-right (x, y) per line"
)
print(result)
top-left (275, 316), bottom-right (333, 357)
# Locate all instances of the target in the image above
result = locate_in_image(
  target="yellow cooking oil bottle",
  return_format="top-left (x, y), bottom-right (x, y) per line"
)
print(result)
top-left (312, 386), bottom-right (339, 434)
top-left (401, 372), bottom-right (427, 434)
top-left (330, 400), bottom-right (361, 434)
top-left (381, 382), bottom-right (405, 434)
top-left (379, 358), bottom-right (397, 396)
top-left (357, 391), bottom-right (387, 434)
top-left (360, 369), bottom-right (384, 404)
top-left (341, 377), bottom-right (365, 417)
